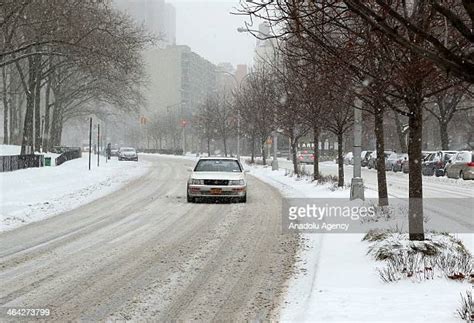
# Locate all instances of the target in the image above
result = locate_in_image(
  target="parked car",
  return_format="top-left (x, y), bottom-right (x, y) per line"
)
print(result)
top-left (422, 150), bottom-right (457, 176)
top-left (392, 154), bottom-right (408, 172)
top-left (446, 151), bottom-right (474, 180)
top-left (402, 156), bottom-right (410, 173)
top-left (361, 151), bottom-right (373, 167)
top-left (187, 157), bottom-right (248, 203)
top-left (385, 153), bottom-right (400, 171)
top-left (368, 151), bottom-right (393, 170)
top-left (344, 152), bottom-right (354, 165)
top-left (297, 150), bottom-right (315, 164)
top-left (118, 147), bottom-right (138, 161)
top-left (110, 148), bottom-right (119, 157)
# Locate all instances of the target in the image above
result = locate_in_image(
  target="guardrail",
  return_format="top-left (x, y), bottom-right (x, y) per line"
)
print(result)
top-left (139, 148), bottom-right (184, 155)
top-left (0, 154), bottom-right (44, 173)
top-left (55, 147), bottom-right (82, 166)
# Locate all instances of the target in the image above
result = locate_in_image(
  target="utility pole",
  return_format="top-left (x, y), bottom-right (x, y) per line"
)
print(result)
top-left (88, 118), bottom-right (92, 170)
top-left (350, 87), bottom-right (365, 200)
top-left (182, 122), bottom-right (186, 155)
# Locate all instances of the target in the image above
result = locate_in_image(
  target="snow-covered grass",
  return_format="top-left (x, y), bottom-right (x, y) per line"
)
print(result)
top-left (0, 144), bottom-right (21, 156)
top-left (246, 162), bottom-right (473, 322)
top-left (0, 154), bottom-right (150, 232)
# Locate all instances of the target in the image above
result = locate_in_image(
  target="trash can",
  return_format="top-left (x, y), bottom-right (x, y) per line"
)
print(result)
top-left (45, 157), bottom-right (51, 166)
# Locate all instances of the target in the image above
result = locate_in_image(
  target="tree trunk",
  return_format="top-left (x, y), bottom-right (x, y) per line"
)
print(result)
top-left (407, 99), bottom-right (425, 241)
top-left (19, 57), bottom-right (36, 155)
top-left (2, 66), bottom-right (9, 145)
top-left (439, 120), bottom-right (449, 150)
top-left (34, 54), bottom-right (42, 152)
top-left (44, 86), bottom-right (51, 152)
top-left (394, 112), bottom-right (408, 153)
top-left (250, 132), bottom-right (255, 163)
top-left (374, 110), bottom-right (389, 206)
top-left (223, 135), bottom-right (227, 157)
top-left (291, 136), bottom-right (299, 176)
top-left (313, 125), bottom-right (320, 180)
top-left (50, 99), bottom-right (63, 147)
top-left (337, 132), bottom-right (344, 187)
top-left (207, 136), bottom-right (210, 156)
top-left (261, 136), bottom-right (266, 166)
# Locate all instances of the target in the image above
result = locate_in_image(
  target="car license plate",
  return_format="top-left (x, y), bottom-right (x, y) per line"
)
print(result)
top-left (210, 188), bottom-right (222, 195)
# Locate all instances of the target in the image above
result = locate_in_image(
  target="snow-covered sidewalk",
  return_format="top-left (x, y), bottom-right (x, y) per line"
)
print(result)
top-left (0, 154), bottom-right (150, 232)
top-left (248, 165), bottom-right (473, 323)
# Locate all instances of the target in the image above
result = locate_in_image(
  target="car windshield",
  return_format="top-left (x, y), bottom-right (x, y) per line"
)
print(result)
top-left (121, 148), bottom-right (135, 152)
top-left (299, 150), bottom-right (314, 155)
top-left (444, 153), bottom-right (455, 161)
top-left (194, 159), bottom-right (242, 172)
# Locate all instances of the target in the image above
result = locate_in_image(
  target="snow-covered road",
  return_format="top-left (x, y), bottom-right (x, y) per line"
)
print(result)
top-left (0, 155), bottom-right (298, 321)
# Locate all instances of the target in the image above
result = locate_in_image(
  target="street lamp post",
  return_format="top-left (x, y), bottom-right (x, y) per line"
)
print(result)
top-left (238, 26), bottom-right (279, 170)
top-left (350, 85), bottom-right (366, 201)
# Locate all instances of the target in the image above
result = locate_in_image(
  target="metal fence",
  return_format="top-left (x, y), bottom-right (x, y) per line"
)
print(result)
top-left (0, 154), bottom-right (44, 173)
top-left (55, 147), bottom-right (82, 166)
top-left (139, 148), bottom-right (184, 155)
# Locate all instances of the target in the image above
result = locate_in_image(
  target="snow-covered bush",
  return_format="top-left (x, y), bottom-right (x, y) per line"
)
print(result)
top-left (363, 230), bottom-right (473, 283)
top-left (457, 290), bottom-right (473, 322)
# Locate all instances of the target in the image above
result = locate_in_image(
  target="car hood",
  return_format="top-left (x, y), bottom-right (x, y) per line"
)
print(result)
top-left (191, 172), bottom-right (244, 180)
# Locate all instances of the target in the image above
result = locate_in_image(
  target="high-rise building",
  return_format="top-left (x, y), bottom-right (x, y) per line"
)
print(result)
top-left (143, 45), bottom-right (217, 119)
top-left (114, 0), bottom-right (176, 46)
top-left (254, 22), bottom-right (277, 65)
top-left (235, 64), bottom-right (248, 83)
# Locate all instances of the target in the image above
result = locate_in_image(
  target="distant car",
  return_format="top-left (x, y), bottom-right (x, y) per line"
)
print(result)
top-left (368, 151), bottom-right (393, 170)
top-left (402, 156), bottom-right (410, 173)
top-left (110, 149), bottom-right (119, 157)
top-left (422, 150), bottom-right (457, 176)
top-left (297, 150), bottom-right (315, 164)
top-left (391, 154), bottom-right (408, 172)
top-left (361, 151), bottom-right (373, 167)
top-left (385, 153), bottom-right (400, 171)
top-left (187, 157), bottom-right (247, 203)
top-left (118, 147), bottom-right (138, 161)
top-left (446, 151), bottom-right (474, 180)
top-left (344, 152), bottom-right (354, 165)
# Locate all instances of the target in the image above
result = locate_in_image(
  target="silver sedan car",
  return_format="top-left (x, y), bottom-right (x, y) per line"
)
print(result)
top-left (187, 157), bottom-right (248, 203)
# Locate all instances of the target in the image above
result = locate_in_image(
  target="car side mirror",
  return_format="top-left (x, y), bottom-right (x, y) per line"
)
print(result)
top-left (187, 167), bottom-right (193, 172)
top-left (244, 169), bottom-right (250, 173)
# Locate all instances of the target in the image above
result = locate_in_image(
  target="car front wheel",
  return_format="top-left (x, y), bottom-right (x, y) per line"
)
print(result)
top-left (239, 194), bottom-right (247, 203)
top-left (187, 192), bottom-right (194, 203)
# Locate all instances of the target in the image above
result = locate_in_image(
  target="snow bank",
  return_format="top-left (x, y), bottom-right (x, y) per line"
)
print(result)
top-left (0, 154), bottom-right (150, 232)
top-left (0, 144), bottom-right (21, 156)
top-left (247, 163), bottom-right (473, 322)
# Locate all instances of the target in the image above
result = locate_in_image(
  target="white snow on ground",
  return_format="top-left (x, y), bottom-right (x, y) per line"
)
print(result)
top-left (0, 154), bottom-right (150, 232)
top-left (0, 144), bottom-right (21, 155)
top-left (248, 163), bottom-right (473, 323)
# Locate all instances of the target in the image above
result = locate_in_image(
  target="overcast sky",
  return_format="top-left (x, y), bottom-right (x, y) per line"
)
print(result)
top-left (170, 0), bottom-right (257, 67)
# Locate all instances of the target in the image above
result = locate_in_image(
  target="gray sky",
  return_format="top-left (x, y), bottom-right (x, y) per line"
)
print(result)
top-left (170, 0), bottom-right (257, 67)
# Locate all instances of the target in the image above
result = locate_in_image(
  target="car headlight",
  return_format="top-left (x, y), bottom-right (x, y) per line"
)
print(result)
top-left (229, 179), bottom-right (245, 185)
top-left (190, 178), bottom-right (204, 185)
